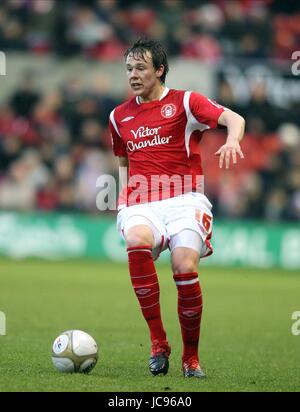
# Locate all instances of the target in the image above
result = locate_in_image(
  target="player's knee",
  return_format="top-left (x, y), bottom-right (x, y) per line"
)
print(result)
top-left (125, 229), bottom-right (154, 249)
top-left (172, 258), bottom-right (198, 275)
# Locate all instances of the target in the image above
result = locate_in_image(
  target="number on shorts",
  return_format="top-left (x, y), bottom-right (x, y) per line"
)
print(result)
top-left (195, 210), bottom-right (212, 233)
top-left (202, 213), bottom-right (212, 233)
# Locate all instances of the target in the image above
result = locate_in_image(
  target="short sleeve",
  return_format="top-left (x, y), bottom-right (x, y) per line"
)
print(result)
top-left (189, 92), bottom-right (225, 129)
top-left (109, 110), bottom-right (127, 157)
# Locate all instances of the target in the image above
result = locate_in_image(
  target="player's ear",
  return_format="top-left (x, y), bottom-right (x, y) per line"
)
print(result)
top-left (156, 64), bottom-right (165, 80)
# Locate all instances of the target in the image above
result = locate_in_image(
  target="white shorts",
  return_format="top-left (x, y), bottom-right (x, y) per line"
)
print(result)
top-left (117, 192), bottom-right (213, 261)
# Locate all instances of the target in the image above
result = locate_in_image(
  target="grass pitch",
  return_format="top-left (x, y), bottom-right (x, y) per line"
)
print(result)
top-left (0, 258), bottom-right (299, 392)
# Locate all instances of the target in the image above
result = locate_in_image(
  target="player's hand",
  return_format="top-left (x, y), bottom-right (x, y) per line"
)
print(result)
top-left (214, 140), bottom-right (244, 169)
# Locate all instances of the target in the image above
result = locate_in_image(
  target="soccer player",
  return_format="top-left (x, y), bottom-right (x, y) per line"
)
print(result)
top-left (109, 39), bottom-right (245, 378)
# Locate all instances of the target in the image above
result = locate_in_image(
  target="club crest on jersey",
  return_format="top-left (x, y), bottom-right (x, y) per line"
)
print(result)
top-left (161, 103), bottom-right (176, 119)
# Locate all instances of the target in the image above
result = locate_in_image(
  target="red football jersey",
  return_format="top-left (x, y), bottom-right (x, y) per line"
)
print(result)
top-left (109, 88), bottom-right (225, 207)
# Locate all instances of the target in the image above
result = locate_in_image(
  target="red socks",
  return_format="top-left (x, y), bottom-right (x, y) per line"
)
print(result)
top-left (173, 272), bottom-right (203, 363)
top-left (127, 246), bottom-right (167, 345)
top-left (127, 247), bottom-right (201, 363)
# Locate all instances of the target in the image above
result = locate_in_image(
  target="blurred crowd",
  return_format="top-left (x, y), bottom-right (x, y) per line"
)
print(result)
top-left (0, 0), bottom-right (299, 60)
top-left (0, 0), bottom-right (300, 221)
top-left (0, 72), bottom-right (119, 213)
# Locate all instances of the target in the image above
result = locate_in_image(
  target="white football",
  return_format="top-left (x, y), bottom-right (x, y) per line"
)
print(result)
top-left (52, 330), bottom-right (98, 373)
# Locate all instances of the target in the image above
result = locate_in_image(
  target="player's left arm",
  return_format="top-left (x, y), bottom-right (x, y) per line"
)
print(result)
top-left (215, 110), bottom-right (245, 169)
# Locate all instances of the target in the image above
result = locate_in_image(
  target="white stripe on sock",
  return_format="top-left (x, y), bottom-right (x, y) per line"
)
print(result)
top-left (178, 304), bottom-right (203, 311)
top-left (130, 272), bottom-right (156, 279)
top-left (181, 325), bottom-right (200, 331)
top-left (128, 249), bottom-right (152, 254)
top-left (179, 313), bottom-right (202, 320)
top-left (179, 293), bottom-right (202, 301)
top-left (175, 278), bottom-right (198, 286)
top-left (137, 291), bottom-right (160, 299)
top-left (134, 281), bottom-right (158, 289)
top-left (140, 301), bottom-right (159, 310)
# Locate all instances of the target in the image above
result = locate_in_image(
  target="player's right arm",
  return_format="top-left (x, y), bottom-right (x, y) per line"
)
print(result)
top-left (119, 157), bottom-right (129, 192)
top-left (109, 109), bottom-right (128, 199)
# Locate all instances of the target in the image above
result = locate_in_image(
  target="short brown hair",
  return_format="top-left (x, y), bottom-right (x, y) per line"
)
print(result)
top-left (124, 38), bottom-right (169, 84)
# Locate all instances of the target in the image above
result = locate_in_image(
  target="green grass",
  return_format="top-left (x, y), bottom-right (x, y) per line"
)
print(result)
top-left (0, 258), bottom-right (300, 392)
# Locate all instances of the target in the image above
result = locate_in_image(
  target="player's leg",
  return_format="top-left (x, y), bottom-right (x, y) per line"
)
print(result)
top-left (123, 217), bottom-right (170, 375)
top-left (161, 192), bottom-right (213, 377)
top-left (170, 230), bottom-right (206, 378)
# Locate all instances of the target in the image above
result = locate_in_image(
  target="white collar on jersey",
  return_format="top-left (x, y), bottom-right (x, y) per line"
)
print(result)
top-left (136, 87), bottom-right (170, 105)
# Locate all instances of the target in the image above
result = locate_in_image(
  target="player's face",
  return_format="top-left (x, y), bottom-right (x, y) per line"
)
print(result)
top-left (126, 51), bottom-right (164, 99)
